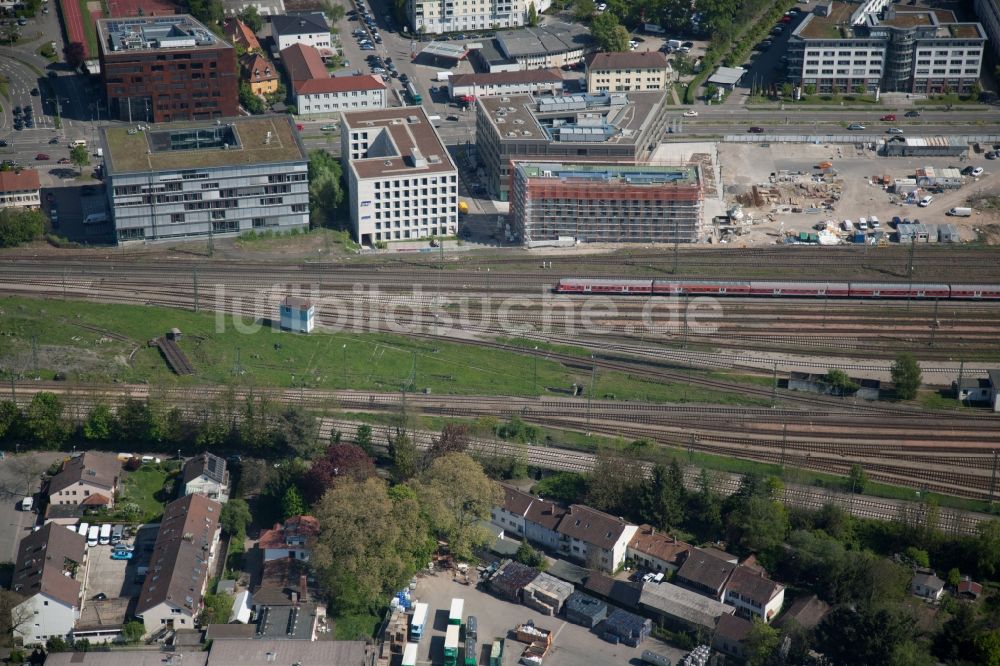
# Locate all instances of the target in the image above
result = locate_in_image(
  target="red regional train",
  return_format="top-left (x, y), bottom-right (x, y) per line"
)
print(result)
top-left (554, 279), bottom-right (1000, 300)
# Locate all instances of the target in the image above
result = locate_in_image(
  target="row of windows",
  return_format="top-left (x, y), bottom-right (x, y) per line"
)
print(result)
top-left (373, 176), bottom-right (457, 188)
top-left (375, 188), bottom-right (455, 200)
top-left (375, 208), bottom-right (454, 219)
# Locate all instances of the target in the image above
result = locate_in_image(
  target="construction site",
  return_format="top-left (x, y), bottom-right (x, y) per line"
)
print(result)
top-left (509, 163), bottom-right (703, 247)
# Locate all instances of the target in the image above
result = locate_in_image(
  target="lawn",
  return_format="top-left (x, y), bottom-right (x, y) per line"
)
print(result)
top-left (114, 463), bottom-right (173, 522)
top-left (0, 296), bottom-right (763, 404)
top-left (77, 0), bottom-right (99, 57)
top-left (333, 611), bottom-right (381, 641)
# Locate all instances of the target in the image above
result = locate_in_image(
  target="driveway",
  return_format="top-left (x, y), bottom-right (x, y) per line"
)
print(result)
top-left (0, 451), bottom-right (63, 564)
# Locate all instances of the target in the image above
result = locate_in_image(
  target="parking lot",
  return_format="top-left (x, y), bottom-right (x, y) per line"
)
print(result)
top-left (83, 524), bottom-right (158, 600)
top-left (411, 574), bottom-right (683, 666)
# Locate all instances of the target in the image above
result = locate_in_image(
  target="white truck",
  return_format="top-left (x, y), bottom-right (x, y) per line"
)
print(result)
top-left (436, 71), bottom-right (452, 82)
top-left (947, 207), bottom-right (972, 217)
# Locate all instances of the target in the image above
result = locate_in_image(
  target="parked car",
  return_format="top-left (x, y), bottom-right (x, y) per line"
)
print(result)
top-left (30, 87), bottom-right (39, 96)
top-left (905, 110), bottom-right (920, 117)
top-left (49, 137), bottom-right (60, 144)
top-left (110, 550), bottom-right (133, 561)
top-left (35, 153), bottom-right (50, 160)
top-left (58, 157), bottom-right (71, 164)
top-left (321, 124), bottom-right (337, 132)
top-left (918, 195), bottom-right (933, 207)
top-left (0, 140), bottom-right (6, 147)
top-left (986, 151), bottom-right (998, 160)
top-left (971, 167), bottom-right (984, 177)
top-left (748, 126), bottom-right (765, 133)
top-left (683, 109), bottom-right (698, 117)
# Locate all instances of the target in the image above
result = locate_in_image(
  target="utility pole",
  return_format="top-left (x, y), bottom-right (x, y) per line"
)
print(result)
top-left (342, 344), bottom-right (347, 388)
top-left (681, 293), bottom-right (689, 348)
top-left (673, 218), bottom-right (679, 274)
top-left (990, 449), bottom-right (998, 508)
top-left (532, 346), bottom-right (538, 394)
top-left (31, 335), bottom-right (37, 375)
top-left (62, 269), bottom-right (67, 298)
top-left (771, 362), bottom-right (778, 407)
top-left (10, 376), bottom-right (15, 401)
top-left (587, 357), bottom-right (596, 430)
top-left (193, 268), bottom-right (199, 314)
top-left (233, 347), bottom-right (241, 377)
top-left (906, 240), bottom-right (916, 311)
top-left (956, 360), bottom-right (964, 404)
top-left (780, 423), bottom-right (787, 469)
top-left (929, 297), bottom-right (939, 348)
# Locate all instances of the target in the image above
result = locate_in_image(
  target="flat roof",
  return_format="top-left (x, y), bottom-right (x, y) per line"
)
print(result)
top-left (450, 68), bottom-right (563, 87)
top-left (103, 116), bottom-right (307, 175)
top-left (796, 3), bottom-right (857, 39)
top-left (517, 162), bottom-right (699, 186)
top-left (342, 107), bottom-right (456, 180)
top-left (639, 581), bottom-right (735, 629)
top-left (496, 21), bottom-right (593, 58)
top-left (708, 66), bottom-right (746, 86)
top-left (208, 640), bottom-right (368, 666)
top-left (47, 653), bottom-right (208, 666)
top-left (97, 15), bottom-right (225, 55)
top-left (420, 41), bottom-right (470, 59)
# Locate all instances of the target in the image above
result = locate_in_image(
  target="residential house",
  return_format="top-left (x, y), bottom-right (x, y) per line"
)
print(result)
top-left (488, 559), bottom-right (539, 601)
top-left (224, 17), bottom-right (262, 52)
top-left (712, 614), bottom-right (754, 660)
top-left (958, 578), bottom-right (983, 600)
top-left (280, 43), bottom-right (386, 116)
top-left (258, 515), bottom-right (320, 561)
top-left (556, 504), bottom-right (638, 573)
top-left (0, 168), bottom-right (41, 208)
top-left (911, 571), bottom-right (945, 601)
top-left (585, 51), bottom-right (673, 94)
top-left (521, 572), bottom-right (574, 616)
top-left (12, 523), bottom-right (87, 645)
top-left (522, 496), bottom-right (566, 551)
top-left (775, 595), bottom-right (831, 631)
top-left (270, 12), bottom-right (331, 53)
top-left (252, 557), bottom-right (313, 608)
top-left (491, 483), bottom-right (536, 538)
top-left (241, 52), bottom-right (279, 97)
top-left (135, 494), bottom-right (222, 637)
top-left (675, 548), bottom-right (737, 600)
top-left (627, 525), bottom-right (692, 574)
top-left (47, 452), bottom-right (121, 509)
top-left (182, 452), bottom-right (230, 502)
top-left (723, 566), bottom-right (785, 622)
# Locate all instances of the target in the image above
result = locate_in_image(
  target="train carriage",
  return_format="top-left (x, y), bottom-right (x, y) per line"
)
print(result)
top-left (555, 279), bottom-right (653, 294)
top-left (849, 282), bottom-right (949, 298)
top-left (658, 280), bottom-right (752, 295)
top-left (748, 281), bottom-right (849, 297)
top-left (949, 284), bottom-right (1000, 300)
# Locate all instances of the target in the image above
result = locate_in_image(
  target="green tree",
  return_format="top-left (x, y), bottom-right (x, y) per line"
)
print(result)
top-left (691, 468), bottom-right (722, 540)
top-left (70, 144), bottom-right (90, 172)
top-left (0, 400), bottom-right (20, 441)
top-left (976, 630), bottom-right (1000, 666)
top-left (904, 546), bottom-right (930, 568)
top-left (414, 452), bottom-right (501, 560)
top-left (817, 606), bottom-right (914, 666)
top-left (115, 397), bottom-right (157, 444)
top-left (642, 461), bottom-right (686, 530)
top-left (975, 519), bottom-right (1000, 578)
top-left (121, 620), bottom-right (145, 645)
top-left (390, 430), bottom-right (418, 482)
top-left (82, 403), bottom-right (114, 441)
top-left (0, 208), bottom-right (46, 247)
top-left (63, 42), bottom-right (85, 69)
top-left (307, 149), bottom-right (344, 228)
top-left (237, 5), bottom-right (262, 32)
top-left (313, 477), bottom-right (429, 612)
top-left (586, 446), bottom-right (644, 519)
top-left (526, 1), bottom-right (538, 25)
top-left (891, 352), bottom-right (922, 400)
top-left (281, 485), bottom-right (306, 519)
top-left (221, 498), bottom-right (251, 540)
top-left (889, 641), bottom-right (936, 666)
top-left (847, 463), bottom-right (867, 493)
top-left (515, 541), bottom-right (547, 569)
top-left (200, 591), bottom-right (231, 624)
top-left (46, 637), bottom-right (69, 652)
top-left (187, 0), bottom-right (224, 26)
top-left (946, 567), bottom-right (961, 587)
top-left (804, 83), bottom-right (817, 96)
top-left (239, 81), bottom-right (265, 114)
top-left (573, 0), bottom-right (596, 21)
top-left (725, 474), bottom-right (788, 553)
top-left (590, 12), bottom-right (629, 51)
top-left (825, 368), bottom-right (860, 395)
top-left (531, 472), bottom-right (589, 504)
top-left (745, 619), bottom-right (781, 666)
top-left (781, 82), bottom-right (793, 99)
top-left (934, 602), bottom-right (979, 662)
top-left (23, 392), bottom-right (68, 448)
top-left (355, 423), bottom-right (374, 457)
top-left (275, 405), bottom-right (320, 458)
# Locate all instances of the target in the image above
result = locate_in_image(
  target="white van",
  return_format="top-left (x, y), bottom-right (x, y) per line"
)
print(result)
top-left (87, 525), bottom-right (100, 547)
top-left (78, 522), bottom-right (90, 538)
top-left (83, 212), bottom-right (108, 225)
top-left (918, 195), bottom-right (933, 207)
top-left (947, 207), bottom-right (972, 217)
top-left (99, 524), bottom-right (112, 545)
top-left (69, 139), bottom-right (87, 148)
top-left (21, 496), bottom-right (33, 511)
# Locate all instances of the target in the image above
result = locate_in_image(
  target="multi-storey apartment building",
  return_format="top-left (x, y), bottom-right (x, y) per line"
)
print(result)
top-left (97, 15), bottom-right (239, 123)
top-left (510, 162), bottom-right (702, 245)
top-left (102, 116), bottom-right (309, 243)
top-left (341, 107), bottom-right (458, 245)
top-left (281, 43), bottom-right (386, 115)
top-left (475, 91), bottom-right (671, 201)
top-left (787, 1), bottom-right (986, 94)
top-left (407, 0), bottom-right (550, 34)
top-left (585, 51), bottom-right (673, 93)
top-left (973, 0), bottom-right (1000, 59)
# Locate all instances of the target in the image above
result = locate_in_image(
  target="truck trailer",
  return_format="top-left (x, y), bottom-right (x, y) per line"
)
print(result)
top-left (445, 624), bottom-right (461, 666)
top-left (410, 602), bottom-right (429, 641)
top-left (449, 598), bottom-right (464, 625)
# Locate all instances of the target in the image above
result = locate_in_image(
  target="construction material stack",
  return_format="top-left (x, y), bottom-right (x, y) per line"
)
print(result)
top-left (515, 621), bottom-right (552, 665)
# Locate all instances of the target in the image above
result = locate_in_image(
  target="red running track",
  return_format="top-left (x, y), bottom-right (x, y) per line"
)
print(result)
top-left (58, 0), bottom-right (89, 57)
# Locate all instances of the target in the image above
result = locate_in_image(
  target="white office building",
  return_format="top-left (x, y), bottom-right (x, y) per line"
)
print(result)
top-left (341, 107), bottom-right (458, 246)
top-left (102, 116), bottom-right (309, 243)
top-left (270, 12), bottom-right (331, 52)
top-left (407, 0), bottom-right (551, 34)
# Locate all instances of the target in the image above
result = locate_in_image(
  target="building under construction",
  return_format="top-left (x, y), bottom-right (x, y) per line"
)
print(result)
top-left (510, 162), bottom-right (702, 245)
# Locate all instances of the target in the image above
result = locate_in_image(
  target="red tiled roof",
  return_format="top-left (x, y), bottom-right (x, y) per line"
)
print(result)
top-left (628, 525), bottom-right (691, 565)
top-left (224, 18), bottom-right (261, 52)
top-left (258, 515), bottom-right (320, 550)
top-left (0, 169), bottom-right (40, 193)
top-left (241, 53), bottom-right (278, 84)
top-left (279, 43), bottom-right (328, 86)
top-left (80, 492), bottom-right (110, 506)
top-left (48, 452), bottom-right (121, 495)
top-left (297, 74), bottom-right (386, 95)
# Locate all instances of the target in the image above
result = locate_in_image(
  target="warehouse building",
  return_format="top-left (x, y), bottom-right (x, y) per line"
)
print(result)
top-left (564, 591), bottom-right (607, 628)
top-left (492, 21), bottom-right (594, 70)
top-left (102, 116), bottom-right (309, 243)
top-left (476, 91), bottom-right (671, 201)
top-left (340, 107), bottom-right (458, 245)
top-left (510, 162), bottom-right (702, 245)
top-left (97, 15), bottom-right (239, 123)
top-left (883, 136), bottom-right (969, 157)
top-left (787, 2), bottom-right (986, 94)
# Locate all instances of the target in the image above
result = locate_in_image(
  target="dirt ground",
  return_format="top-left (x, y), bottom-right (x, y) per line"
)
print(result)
top-left (717, 143), bottom-right (1000, 244)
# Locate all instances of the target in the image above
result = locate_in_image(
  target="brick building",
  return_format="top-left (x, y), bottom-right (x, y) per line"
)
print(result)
top-left (97, 15), bottom-right (239, 123)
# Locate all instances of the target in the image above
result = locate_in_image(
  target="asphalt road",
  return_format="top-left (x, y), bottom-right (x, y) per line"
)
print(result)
top-left (0, 452), bottom-right (61, 564)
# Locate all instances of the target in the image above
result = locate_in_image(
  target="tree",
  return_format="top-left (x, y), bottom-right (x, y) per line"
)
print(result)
top-left (121, 620), bottom-right (145, 645)
top-left (781, 82), bottom-right (794, 99)
top-left (82, 403), bottom-right (114, 441)
top-left (0, 208), bottom-right (46, 247)
top-left (804, 83), bottom-right (817, 96)
top-left (816, 606), bottom-right (914, 666)
top-left (904, 546), bottom-right (930, 568)
top-left (947, 567), bottom-right (961, 588)
top-left (414, 453), bottom-right (501, 560)
top-left (573, 0), bottom-right (596, 21)
top-left (354, 424), bottom-right (374, 456)
top-left (301, 443), bottom-right (376, 503)
top-left (281, 485), bottom-right (306, 519)
top-left (934, 602), bottom-right (980, 662)
top-left (115, 397), bottom-right (157, 444)
top-left (427, 423), bottom-right (469, 460)
top-left (63, 41), bottom-right (85, 69)
top-left (642, 461), bottom-right (686, 530)
top-left (0, 588), bottom-right (31, 643)
top-left (220, 498), bottom-right (251, 540)
top-left (586, 446), bottom-right (644, 519)
top-left (312, 477), bottom-right (429, 612)
top-left (847, 463), bottom-right (867, 493)
top-left (515, 541), bottom-right (547, 569)
top-left (187, 0), bottom-right (223, 26)
top-left (23, 392), bottom-right (68, 448)
top-left (891, 353), bottom-right (922, 400)
top-left (590, 12), bottom-right (629, 51)
top-left (725, 474), bottom-right (788, 553)
top-left (239, 81), bottom-right (265, 114)
top-left (745, 619), bottom-right (781, 666)
top-left (275, 405), bottom-right (320, 458)
top-left (526, 1), bottom-right (538, 26)
top-left (825, 368), bottom-right (860, 395)
top-left (691, 468), bottom-right (722, 540)
top-left (976, 630), bottom-right (1000, 666)
top-left (0, 399), bottom-right (20, 442)
top-left (46, 637), bottom-right (69, 653)
top-left (390, 430), bottom-right (417, 483)
top-left (531, 472), bottom-right (588, 504)
top-left (237, 5), bottom-right (262, 32)
top-left (975, 519), bottom-right (1000, 578)
top-left (308, 149), bottom-right (344, 228)
top-left (200, 591), bottom-right (231, 625)
top-left (70, 144), bottom-right (90, 172)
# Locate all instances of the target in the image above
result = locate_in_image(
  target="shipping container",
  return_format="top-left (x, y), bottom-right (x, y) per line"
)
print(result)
top-left (449, 598), bottom-right (464, 625)
top-left (464, 638), bottom-right (477, 666)
top-left (402, 643), bottom-right (418, 666)
top-left (410, 602), bottom-right (429, 641)
top-left (445, 624), bottom-right (461, 666)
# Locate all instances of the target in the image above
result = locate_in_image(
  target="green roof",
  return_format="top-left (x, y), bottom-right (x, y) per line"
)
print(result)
top-left (103, 116), bottom-right (306, 174)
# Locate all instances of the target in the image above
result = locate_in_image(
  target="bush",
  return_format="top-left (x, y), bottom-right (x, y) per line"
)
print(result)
top-left (0, 208), bottom-right (45, 247)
